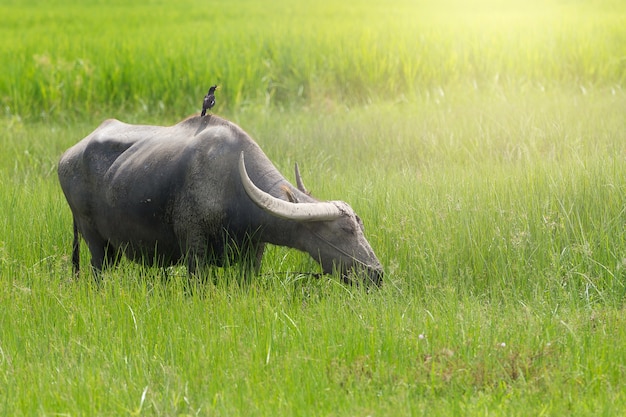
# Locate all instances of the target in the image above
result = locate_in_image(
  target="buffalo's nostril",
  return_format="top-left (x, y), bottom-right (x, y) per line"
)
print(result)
top-left (367, 268), bottom-right (383, 287)
top-left (342, 267), bottom-right (383, 287)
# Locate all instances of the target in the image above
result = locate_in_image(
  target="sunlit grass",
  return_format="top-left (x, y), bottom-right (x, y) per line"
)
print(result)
top-left (2, 0), bottom-right (626, 415)
top-left (3, 85), bottom-right (626, 414)
top-left (1, 0), bottom-right (624, 121)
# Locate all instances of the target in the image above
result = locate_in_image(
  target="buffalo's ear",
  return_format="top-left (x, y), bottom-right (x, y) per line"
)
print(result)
top-left (281, 185), bottom-right (298, 203)
top-left (294, 162), bottom-right (311, 196)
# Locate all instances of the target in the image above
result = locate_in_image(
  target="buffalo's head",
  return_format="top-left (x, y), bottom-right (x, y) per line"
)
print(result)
top-left (239, 153), bottom-right (383, 286)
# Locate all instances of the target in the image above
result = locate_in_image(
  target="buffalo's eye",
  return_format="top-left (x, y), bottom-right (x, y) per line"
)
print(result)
top-left (341, 216), bottom-right (363, 235)
top-left (341, 218), bottom-right (357, 234)
top-left (341, 225), bottom-right (355, 234)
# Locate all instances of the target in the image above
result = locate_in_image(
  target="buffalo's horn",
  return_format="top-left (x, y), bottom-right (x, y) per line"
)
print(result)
top-left (239, 152), bottom-right (342, 222)
top-left (294, 162), bottom-right (310, 195)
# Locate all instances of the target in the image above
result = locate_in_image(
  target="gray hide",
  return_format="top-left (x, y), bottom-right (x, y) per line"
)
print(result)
top-left (57, 115), bottom-right (383, 285)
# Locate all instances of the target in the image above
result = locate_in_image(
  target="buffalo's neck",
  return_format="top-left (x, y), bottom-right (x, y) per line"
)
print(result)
top-left (259, 216), bottom-right (316, 259)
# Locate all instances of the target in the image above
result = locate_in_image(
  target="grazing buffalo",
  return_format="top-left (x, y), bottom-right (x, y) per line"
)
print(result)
top-left (57, 115), bottom-right (383, 285)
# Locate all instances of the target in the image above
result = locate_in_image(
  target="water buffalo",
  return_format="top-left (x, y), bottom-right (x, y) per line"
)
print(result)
top-left (57, 115), bottom-right (383, 285)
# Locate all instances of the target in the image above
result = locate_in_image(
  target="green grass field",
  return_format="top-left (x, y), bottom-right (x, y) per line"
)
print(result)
top-left (2, 0), bottom-right (626, 415)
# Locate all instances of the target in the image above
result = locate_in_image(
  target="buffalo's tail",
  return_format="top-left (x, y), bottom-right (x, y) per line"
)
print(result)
top-left (72, 218), bottom-right (80, 276)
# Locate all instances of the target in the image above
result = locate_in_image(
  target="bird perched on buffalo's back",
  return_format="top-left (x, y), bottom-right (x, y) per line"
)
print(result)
top-left (201, 85), bottom-right (219, 116)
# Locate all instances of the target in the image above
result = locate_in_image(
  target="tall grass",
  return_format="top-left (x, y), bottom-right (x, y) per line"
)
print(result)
top-left (1, 0), bottom-right (625, 122)
top-left (2, 0), bottom-right (626, 415)
top-left (3, 86), bottom-right (626, 414)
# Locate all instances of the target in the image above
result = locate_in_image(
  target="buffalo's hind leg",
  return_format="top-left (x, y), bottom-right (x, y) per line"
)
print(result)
top-left (72, 220), bottom-right (106, 280)
top-left (87, 239), bottom-right (107, 281)
top-left (78, 224), bottom-right (119, 282)
top-left (89, 242), bottom-right (120, 283)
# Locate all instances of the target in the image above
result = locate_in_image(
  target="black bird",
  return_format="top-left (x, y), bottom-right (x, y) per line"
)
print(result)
top-left (201, 85), bottom-right (218, 116)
